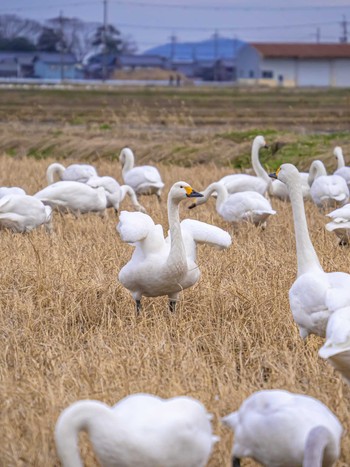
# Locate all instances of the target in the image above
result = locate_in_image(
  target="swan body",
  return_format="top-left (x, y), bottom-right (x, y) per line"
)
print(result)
top-left (319, 307), bottom-right (350, 385)
top-left (117, 181), bottom-right (231, 311)
top-left (308, 160), bottom-right (349, 208)
top-left (325, 203), bottom-right (350, 245)
top-left (86, 176), bottom-right (145, 213)
top-left (46, 162), bottom-right (98, 184)
top-left (222, 389), bottom-right (343, 467)
top-left (251, 135), bottom-right (310, 201)
top-left (334, 146), bottom-right (350, 188)
top-left (218, 174), bottom-right (268, 196)
top-left (55, 393), bottom-right (218, 467)
top-left (119, 147), bottom-right (164, 199)
top-left (34, 181), bottom-right (107, 215)
top-left (0, 186), bottom-right (26, 198)
top-left (189, 182), bottom-right (275, 227)
top-left (270, 164), bottom-right (350, 338)
top-left (0, 194), bottom-right (52, 232)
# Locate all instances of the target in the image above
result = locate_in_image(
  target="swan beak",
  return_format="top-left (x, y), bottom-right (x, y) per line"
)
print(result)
top-left (269, 172), bottom-right (277, 179)
top-left (185, 187), bottom-right (203, 198)
top-left (188, 202), bottom-right (197, 209)
top-left (264, 143), bottom-right (269, 149)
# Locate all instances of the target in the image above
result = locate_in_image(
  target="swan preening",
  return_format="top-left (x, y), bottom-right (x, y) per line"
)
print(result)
top-left (55, 393), bottom-right (217, 467)
top-left (46, 162), bottom-right (98, 184)
top-left (0, 194), bottom-right (52, 232)
top-left (334, 146), bottom-right (350, 188)
top-left (189, 182), bottom-right (276, 227)
top-left (222, 389), bottom-right (343, 467)
top-left (270, 164), bottom-right (350, 338)
top-left (117, 181), bottom-right (231, 312)
top-left (308, 160), bottom-right (349, 209)
top-left (119, 147), bottom-right (165, 199)
top-left (319, 307), bottom-right (350, 385)
top-left (325, 203), bottom-right (350, 245)
top-left (34, 181), bottom-right (107, 216)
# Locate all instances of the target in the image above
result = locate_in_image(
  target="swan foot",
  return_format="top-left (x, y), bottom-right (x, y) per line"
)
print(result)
top-left (233, 457), bottom-right (241, 467)
top-left (169, 300), bottom-right (177, 313)
top-left (135, 300), bottom-right (142, 313)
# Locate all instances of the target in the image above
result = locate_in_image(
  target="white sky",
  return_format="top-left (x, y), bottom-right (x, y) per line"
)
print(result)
top-left (1, 0), bottom-right (350, 52)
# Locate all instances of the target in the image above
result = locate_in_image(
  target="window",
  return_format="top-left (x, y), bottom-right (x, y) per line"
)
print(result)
top-left (249, 70), bottom-right (254, 78)
top-left (262, 70), bottom-right (273, 78)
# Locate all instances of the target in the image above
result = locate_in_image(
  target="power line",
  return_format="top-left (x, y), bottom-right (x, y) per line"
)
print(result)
top-left (0, 1), bottom-right (99, 13)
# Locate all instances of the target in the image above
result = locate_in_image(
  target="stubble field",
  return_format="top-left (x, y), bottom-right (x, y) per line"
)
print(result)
top-left (1, 85), bottom-right (350, 466)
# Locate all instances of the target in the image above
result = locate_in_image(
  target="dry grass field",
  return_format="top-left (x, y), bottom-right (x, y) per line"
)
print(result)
top-left (1, 86), bottom-right (350, 466)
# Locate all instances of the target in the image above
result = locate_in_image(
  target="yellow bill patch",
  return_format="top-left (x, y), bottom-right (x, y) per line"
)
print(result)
top-left (276, 166), bottom-right (281, 176)
top-left (184, 186), bottom-right (193, 195)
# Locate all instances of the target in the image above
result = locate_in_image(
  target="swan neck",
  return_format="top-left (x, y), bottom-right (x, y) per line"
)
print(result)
top-left (309, 161), bottom-right (327, 185)
top-left (46, 163), bottom-right (65, 185)
top-left (288, 177), bottom-right (322, 276)
top-left (203, 183), bottom-right (228, 210)
top-left (251, 141), bottom-right (271, 186)
top-left (122, 185), bottom-right (141, 208)
top-left (303, 426), bottom-right (332, 467)
top-left (167, 196), bottom-right (186, 272)
top-left (337, 151), bottom-right (345, 169)
top-left (121, 149), bottom-right (134, 176)
top-left (55, 401), bottom-right (108, 467)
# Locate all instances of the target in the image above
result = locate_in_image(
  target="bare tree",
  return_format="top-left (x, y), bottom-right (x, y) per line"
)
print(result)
top-left (0, 14), bottom-right (42, 42)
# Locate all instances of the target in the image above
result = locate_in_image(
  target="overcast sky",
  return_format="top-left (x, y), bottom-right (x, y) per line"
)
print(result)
top-left (1, 0), bottom-right (350, 52)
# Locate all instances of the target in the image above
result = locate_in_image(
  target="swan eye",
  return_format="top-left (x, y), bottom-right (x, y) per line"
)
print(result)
top-left (180, 185), bottom-right (183, 189)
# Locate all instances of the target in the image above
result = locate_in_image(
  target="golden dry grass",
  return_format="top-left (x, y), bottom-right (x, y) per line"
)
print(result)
top-left (1, 153), bottom-right (350, 466)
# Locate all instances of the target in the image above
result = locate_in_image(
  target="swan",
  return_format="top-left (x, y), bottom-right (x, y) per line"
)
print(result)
top-left (308, 160), bottom-right (349, 208)
top-left (117, 181), bottom-right (231, 312)
top-left (119, 147), bottom-right (165, 199)
top-left (218, 174), bottom-right (268, 197)
top-left (86, 176), bottom-right (146, 213)
top-left (222, 389), bottom-right (343, 467)
top-left (0, 186), bottom-right (26, 198)
top-left (319, 307), bottom-right (350, 385)
top-left (252, 135), bottom-right (310, 200)
top-left (34, 181), bottom-right (107, 216)
top-left (0, 194), bottom-right (52, 232)
top-left (333, 146), bottom-right (350, 188)
top-left (55, 393), bottom-right (218, 467)
top-left (188, 182), bottom-right (276, 227)
top-left (325, 203), bottom-right (350, 245)
top-left (46, 162), bottom-right (98, 184)
top-left (270, 164), bottom-right (350, 338)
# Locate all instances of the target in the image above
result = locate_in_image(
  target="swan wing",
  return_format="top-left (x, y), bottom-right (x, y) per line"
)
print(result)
top-left (326, 204), bottom-right (350, 221)
top-left (62, 164), bottom-right (98, 183)
top-left (87, 176), bottom-right (120, 194)
top-left (117, 210), bottom-right (158, 243)
top-left (220, 174), bottom-right (268, 195)
top-left (180, 219), bottom-right (232, 250)
top-left (319, 307), bottom-right (350, 359)
top-left (124, 166), bottom-right (164, 190)
top-left (0, 187), bottom-right (26, 198)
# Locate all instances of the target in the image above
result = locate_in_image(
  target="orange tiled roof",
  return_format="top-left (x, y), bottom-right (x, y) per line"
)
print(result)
top-left (250, 43), bottom-right (350, 59)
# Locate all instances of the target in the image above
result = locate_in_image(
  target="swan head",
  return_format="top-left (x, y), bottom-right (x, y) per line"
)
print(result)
top-left (119, 147), bottom-right (134, 166)
top-left (253, 135), bottom-right (268, 149)
top-left (334, 146), bottom-right (343, 160)
top-left (168, 181), bottom-right (203, 202)
top-left (269, 163), bottom-right (301, 186)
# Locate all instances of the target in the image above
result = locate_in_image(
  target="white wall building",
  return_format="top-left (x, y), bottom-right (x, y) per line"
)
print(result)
top-left (236, 43), bottom-right (350, 87)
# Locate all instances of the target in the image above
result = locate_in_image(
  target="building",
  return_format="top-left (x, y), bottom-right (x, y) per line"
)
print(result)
top-left (236, 43), bottom-right (350, 87)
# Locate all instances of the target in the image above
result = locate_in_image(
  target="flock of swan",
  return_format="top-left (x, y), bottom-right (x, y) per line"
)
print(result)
top-left (3, 137), bottom-right (350, 466)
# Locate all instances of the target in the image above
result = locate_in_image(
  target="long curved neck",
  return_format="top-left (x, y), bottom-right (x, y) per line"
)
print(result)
top-left (121, 185), bottom-right (143, 210)
top-left (251, 140), bottom-right (271, 186)
top-left (167, 196), bottom-right (187, 274)
top-left (46, 163), bottom-right (66, 184)
top-left (335, 149), bottom-right (345, 169)
top-left (303, 426), bottom-right (332, 467)
top-left (202, 182), bottom-right (228, 210)
top-left (309, 161), bottom-right (327, 185)
top-left (55, 401), bottom-right (109, 467)
top-left (288, 175), bottom-right (323, 276)
top-left (121, 149), bottom-right (135, 176)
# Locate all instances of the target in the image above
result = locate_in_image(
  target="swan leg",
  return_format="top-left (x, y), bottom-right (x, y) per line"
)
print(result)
top-left (169, 300), bottom-right (177, 313)
top-left (135, 300), bottom-right (142, 313)
top-left (233, 457), bottom-right (241, 467)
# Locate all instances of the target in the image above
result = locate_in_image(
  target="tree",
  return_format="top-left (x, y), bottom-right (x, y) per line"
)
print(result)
top-left (0, 36), bottom-right (36, 51)
top-left (92, 24), bottom-right (123, 54)
top-left (36, 27), bottom-right (61, 52)
top-left (0, 14), bottom-right (41, 43)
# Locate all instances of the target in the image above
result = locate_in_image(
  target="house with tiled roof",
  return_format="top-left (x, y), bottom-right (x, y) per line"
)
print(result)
top-left (236, 43), bottom-right (350, 87)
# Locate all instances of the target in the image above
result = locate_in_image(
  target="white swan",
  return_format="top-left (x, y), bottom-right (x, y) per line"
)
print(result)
top-left (270, 164), bottom-right (350, 338)
top-left (325, 203), bottom-right (350, 245)
top-left (46, 162), bottom-right (98, 184)
top-left (319, 307), bottom-right (350, 385)
top-left (119, 147), bottom-right (165, 199)
top-left (0, 194), bottom-right (52, 233)
top-left (218, 174), bottom-right (268, 197)
top-left (117, 181), bottom-right (231, 312)
top-left (189, 182), bottom-right (276, 227)
top-left (55, 393), bottom-right (218, 467)
top-left (334, 146), bottom-right (350, 188)
top-left (222, 389), bottom-right (343, 467)
top-left (86, 176), bottom-right (146, 213)
top-left (252, 135), bottom-right (310, 200)
top-left (34, 181), bottom-right (107, 216)
top-left (308, 160), bottom-right (349, 208)
top-left (0, 186), bottom-right (26, 198)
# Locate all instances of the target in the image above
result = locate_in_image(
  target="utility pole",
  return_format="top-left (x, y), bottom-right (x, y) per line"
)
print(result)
top-left (213, 30), bottom-right (219, 81)
top-left (59, 10), bottom-right (64, 82)
top-left (170, 33), bottom-right (177, 66)
top-left (316, 27), bottom-right (320, 43)
top-left (340, 15), bottom-right (348, 43)
top-left (102, 0), bottom-right (108, 80)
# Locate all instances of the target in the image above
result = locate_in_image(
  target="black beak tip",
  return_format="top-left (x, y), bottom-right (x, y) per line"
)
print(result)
top-left (269, 172), bottom-right (277, 179)
top-left (188, 203), bottom-right (196, 209)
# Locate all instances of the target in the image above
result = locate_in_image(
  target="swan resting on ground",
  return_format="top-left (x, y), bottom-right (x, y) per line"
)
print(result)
top-left (117, 181), bottom-right (231, 312)
top-left (46, 162), bottom-right (98, 184)
top-left (222, 389), bottom-right (343, 467)
top-left (0, 186), bottom-right (26, 198)
top-left (325, 203), bottom-right (350, 245)
top-left (0, 194), bottom-right (52, 232)
top-left (334, 146), bottom-right (350, 188)
top-left (308, 160), bottom-right (349, 209)
top-left (55, 393), bottom-right (218, 467)
top-left (270, 164), bottom-right (350, 338)
top-left (86, 176), bottom-right (146, 213)
top-left (319, 307), bottom-right (350, 385)
top-left (34, 181), bottom-right (107, 216)
top-left (189, 182), bottom-right (276, 227)
top-left (119, 147), bottom-right (165, 199)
